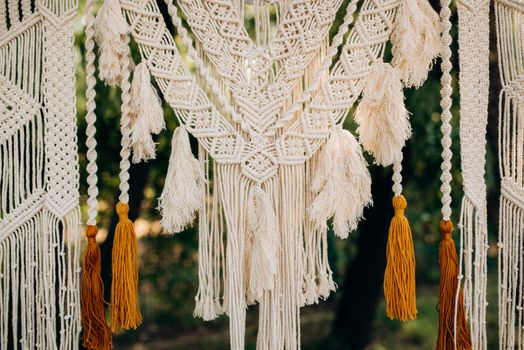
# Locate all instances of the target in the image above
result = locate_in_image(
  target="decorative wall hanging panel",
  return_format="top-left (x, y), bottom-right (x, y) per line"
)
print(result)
top-left (496, 0), bottom-right (524, 348)
top-left (91, 0), bottom-right (441, 347)
top-left (0, 0), bottom-right (81, 348)
top-left (457, 0), bottom-right (490, 348)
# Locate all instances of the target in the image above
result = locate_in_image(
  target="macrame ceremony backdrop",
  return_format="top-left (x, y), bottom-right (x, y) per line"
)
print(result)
top-left (0, 0), bottom-right (81, 348)
top-left (457, 0), bottom-right (490, 348)
top-left (86, 0), bottom-right (444, 348)
top-left (496, 0), bottom-right (524, 348)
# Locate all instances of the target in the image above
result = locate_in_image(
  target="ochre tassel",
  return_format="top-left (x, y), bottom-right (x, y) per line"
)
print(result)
top-left (383, 195), bottom-right (417, 321)
top-left (81, 225), bottom-right (112, 349)
top-left (110, 202), bottom-right (142, 331)
top-left (436, 220), bottom-right (472, 349)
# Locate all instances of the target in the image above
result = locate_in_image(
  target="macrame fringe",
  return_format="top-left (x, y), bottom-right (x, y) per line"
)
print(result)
top-left (391, 0), bottom-right (441, 87)
top-left (247, 185), bottom-right (279, 302)
top-left (158, 125), bottom-right (205, 234)
top-left (436, 220), bottom-right (472, 350)
top-left (81, 225), bottom-right (112, 350)
top-left (383, 195), bottom-right (417, 321)
top-left (194, 148), bottom-right (224, 321)
top-left (94, 0), bottom-right (130, 87)
top-left (129, 62), bottom-right (165, 163)
top-left (110, 202), bottom-right (142, 331)
top-left (355, 62), bottom-right (411, 166)
top-left (309, 126), bottom-right (372, 238)
top-left (459, 196), bottom-right (488, 348)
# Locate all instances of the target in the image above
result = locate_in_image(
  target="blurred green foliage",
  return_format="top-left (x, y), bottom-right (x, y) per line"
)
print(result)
top-left (74, 0), bottom-right (500, 348)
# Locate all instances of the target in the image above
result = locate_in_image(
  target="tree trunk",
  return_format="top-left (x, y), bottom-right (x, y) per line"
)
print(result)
top-left (333, 166), bottom-right (392, 349)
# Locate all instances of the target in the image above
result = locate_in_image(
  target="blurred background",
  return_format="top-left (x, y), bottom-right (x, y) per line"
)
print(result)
top-left (74, 0), bottom-right (501, 348)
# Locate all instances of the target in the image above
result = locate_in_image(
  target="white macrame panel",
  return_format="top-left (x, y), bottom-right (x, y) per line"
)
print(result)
top-left (120, 0), bottom-right (400, 182)
top-left (456, 0), bottom-right (490, 348)
top-left (496, 0), bottom-right (524, 348)
top-left (118, 1), bottom-right (400, 349)
top-left (0, 0), bottom-right (81, 348)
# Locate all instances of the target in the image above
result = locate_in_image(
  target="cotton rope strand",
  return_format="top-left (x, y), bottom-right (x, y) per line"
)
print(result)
top-left (97, 0), bottom-right (142, 331)
top-left (435, 1), bottom-right (472, 348)
top-left (80, 0), bottom-right (112, 348)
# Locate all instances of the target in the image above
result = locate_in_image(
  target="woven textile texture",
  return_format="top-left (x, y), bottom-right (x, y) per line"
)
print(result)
top-left (496, 0), bottom-right (524, 348)
top-left (457, 0), bottom-right (490, 348)
top-left (0, 0), bottom-right (81, 348)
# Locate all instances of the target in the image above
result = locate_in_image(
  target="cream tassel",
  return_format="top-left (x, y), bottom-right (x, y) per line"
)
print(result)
top-left (355, 62), bottom-right (411, 166)
top-left (247, 185), bottom-right (279, 302)
top-left (309, 126), bottom-right (372, 239)
top-left (391, 0), bottom-right (441, 87)
top-left (94, 0), bottom-right (130, 87)
top-left (158, 126), bottom-right (205, 233)
top-left (129, 62), bottom-right (165, 163)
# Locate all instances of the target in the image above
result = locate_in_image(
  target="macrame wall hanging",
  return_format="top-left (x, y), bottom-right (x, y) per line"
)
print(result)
top-left (85, 0), bottom-right (443, 348)
top-left (457, 0), bottom-right (490, 348)
top-left (0, 0), bottom-right (81, 348)
top-left (496, 0), bottom-right (524, 348)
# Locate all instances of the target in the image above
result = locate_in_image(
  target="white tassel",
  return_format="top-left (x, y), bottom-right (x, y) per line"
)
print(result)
top-left (247, 185), bottom-right (279, 302)
top-left (130, 62), bottom-right (165, 163)
top-left (355, 62), bottom-right (411, 166)
top-left (158, 126), bottom-right (205, 233)
top-left (317, 272), bottom-right (336, 299)
top-left (309, 126), bottom-right (373, 239)
top-left (391, 0), bottom-right (441, 87)
top-left (94, 0), bottom-right (130, 87)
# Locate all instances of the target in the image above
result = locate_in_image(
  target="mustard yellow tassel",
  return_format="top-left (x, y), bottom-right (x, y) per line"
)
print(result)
top-left (81, 225), bottom-right (112, 349)
top-left (436, 220), bottom-right (472, 350)
top-left (110, 202), bottom-right (142, 331)
top-left (383, 195), bottom-right (417, 320)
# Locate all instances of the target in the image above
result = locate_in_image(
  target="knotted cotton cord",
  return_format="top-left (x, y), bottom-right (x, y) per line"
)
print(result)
top-left (85, 0), bottom-right (99, 226)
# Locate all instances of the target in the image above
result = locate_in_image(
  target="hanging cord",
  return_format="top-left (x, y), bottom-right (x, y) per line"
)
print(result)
top-left (80, 0), bottom-right (112, 347)
top-left (110, 30), bottom-right (142, 331)
top-left (435, 1), bottom-right (472, 348)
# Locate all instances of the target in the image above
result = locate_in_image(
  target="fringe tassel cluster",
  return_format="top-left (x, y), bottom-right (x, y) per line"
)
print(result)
top-left (94, 0), bottom-right (130, 87)
top-left (247, 185), bottom-right (279, 303)
top-left (159, 126), bottom-right (205, 234)
top-left (309, 126), bottom-right (372, 239)
top-left (391, 0), bottom-right (441, 87)
top-left (129, 62), bottom-right (165, 163)
top-left (355, 62), bottom-right (411, 167)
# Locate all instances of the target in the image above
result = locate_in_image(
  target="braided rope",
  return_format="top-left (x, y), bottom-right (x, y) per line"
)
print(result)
top-left (85, 0), bottom-right (99, 225)
top-left (118, 42), bottom-right (132, 204)
top-left (392, 160), bottom-right (403, 196)
top-left (439, 0), bottom-right (453, 220)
